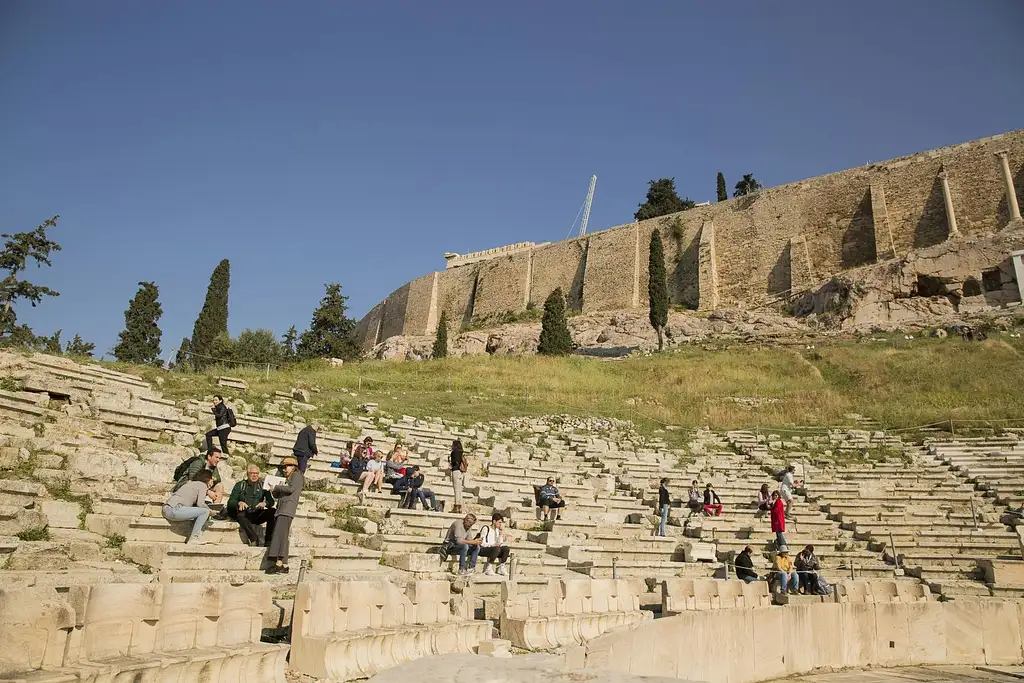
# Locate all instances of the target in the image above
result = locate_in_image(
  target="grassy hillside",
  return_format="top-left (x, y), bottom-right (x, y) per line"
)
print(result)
top-left (110, 335), bottom-right (1024, 437)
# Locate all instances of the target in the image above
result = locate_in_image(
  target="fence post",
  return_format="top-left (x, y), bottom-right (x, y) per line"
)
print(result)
top-left (510, 556), bottom-right (518, 581)
top-left (265, 363), bottom-right (270, 380)
top-left (850, 563), bottom-right (856, 581)
top-left (358, 376), bottom-right (362, 392)
top-left (970, 498), bottom-right (978, 529)
top-left (612, 556), bottom-right (618, 580)
top-left (950, 419), bottom-right (955, 436)
top-left (889, 532), bottom-right (900, 569)
top-left (287, 558), bottom-right (309, 639)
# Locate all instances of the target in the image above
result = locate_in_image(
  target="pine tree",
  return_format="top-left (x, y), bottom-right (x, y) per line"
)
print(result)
top-left (0, 215), bottom-right (61, 340)
top-left (41, 329), bottom-right (62, 355)
top-left (648, 231), bottom-right (669, 351)
top-left (432, 310), bottom-right (448, 359)
top-left (65, 334), bottom-right (95, 358)
top-left (282, 326), bottom-right (298, 360)
top-left (635, 179), bottom-right (696, 221)
top-left (297, 283), bottom-right (359, 360)
top-left (733, 174), bottom-right (763, 197)
top-left (537, 288), bottom-right (573, 356)
top-left (112, 281), bottom-right (163, 365)
top-left (716, 172), bottom-right (728, 202)
top-left (188, 259), bottom-right (230, 368)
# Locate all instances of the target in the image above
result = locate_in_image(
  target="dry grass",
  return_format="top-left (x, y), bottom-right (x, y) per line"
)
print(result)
top-left (105, 335), bottom-right (1024, 437)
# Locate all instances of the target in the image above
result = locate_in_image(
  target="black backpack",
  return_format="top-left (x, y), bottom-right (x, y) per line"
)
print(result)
top-left (173, 455), bottom-right (201, 483)
top-left (226, 407), bottom-right (237, 428)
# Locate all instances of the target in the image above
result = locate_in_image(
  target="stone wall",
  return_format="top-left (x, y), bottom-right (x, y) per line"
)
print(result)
top-left (357, 130), bottom-right (1024, 347)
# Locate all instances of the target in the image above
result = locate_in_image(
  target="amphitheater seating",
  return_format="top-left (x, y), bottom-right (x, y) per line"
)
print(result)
top-left (290, 580), bottom-right (489, 682)
top-left (661, 578), bottom-right (771, 615)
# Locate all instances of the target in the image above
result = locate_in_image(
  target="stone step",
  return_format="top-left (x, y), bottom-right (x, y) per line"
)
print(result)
top-left (120, 541), bottom-right (298, 570)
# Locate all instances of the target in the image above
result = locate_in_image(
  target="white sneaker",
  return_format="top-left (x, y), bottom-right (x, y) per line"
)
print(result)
top-left (496, 564), bottom-right (508, 577)
top-left (483, 564), bottom-right (494, 576)
top-left (458, 568), bottom-right (469, 576)
top-left (189, 537), bottom-right (212, 546)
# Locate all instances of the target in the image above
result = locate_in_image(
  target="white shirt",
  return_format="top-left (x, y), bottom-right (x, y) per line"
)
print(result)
top-left (478, 525), bottom-right (504, 548)
top-left (781, 471), bottom-right (795, 494)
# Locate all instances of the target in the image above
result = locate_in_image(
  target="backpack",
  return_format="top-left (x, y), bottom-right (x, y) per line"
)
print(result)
top-left (226, 407), bottom-right (237, 428)
top-left (173, 455), bottom-right (200, 483)
top-left (458, 455), bottom-right (468, 473)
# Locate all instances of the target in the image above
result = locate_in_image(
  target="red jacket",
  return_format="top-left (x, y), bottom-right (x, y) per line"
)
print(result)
top-left (770, 498), bottom-right (786, 532)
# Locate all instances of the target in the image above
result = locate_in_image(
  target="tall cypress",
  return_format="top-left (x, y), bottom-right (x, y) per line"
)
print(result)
top-left (112, 281), bottom-right (163, 365)
top-left (188, 259), bottom-right (230, 368)
top-left (432, 310), bottom-right (449, 359)
top-left (648, 231), bottom-right (669, 351)
top-left (716, 172), bottom-right (728, 202)
top-left (537, 288), bottom-right (573, 356)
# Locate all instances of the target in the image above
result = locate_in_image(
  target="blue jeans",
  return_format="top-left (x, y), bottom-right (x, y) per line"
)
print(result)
top-left (775, 531), bottom-right (787, 547)
top-left (163, 504), bottom-right (210, 540)
top-left (411, 489), bottom-right (437, 510)
top-left (659, 504), bottom-right (670, 536)
top-left (741, 575), bottom-right (760, 583)
top-left (775, 571), bottom-right (799, 593)
top-left (455, 543), bottom-right (480, 571)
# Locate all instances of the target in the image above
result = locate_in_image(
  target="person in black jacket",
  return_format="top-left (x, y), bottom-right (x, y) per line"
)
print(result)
top-left (391, 466), bottom-right (439, 511)
top-left (703, 483), bottom-right (723, 517)
top-left (735, 546), bottom-right (759, 583)
top-left (205, 395), bottom-right (231, 455)
top-left (292, 424), bottom-right (318, 473)
top-left (449, 440), bottom-right (466, 514)
top-left (658, 477), bottom-right (671, 537)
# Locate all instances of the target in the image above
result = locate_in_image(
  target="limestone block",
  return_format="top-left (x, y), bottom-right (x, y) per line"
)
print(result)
top-left (383, 553), bottom-right (441, 572)
top-left (157, 583), bottom-right (222, 653)
top-left (40, 500), bottom-right (81, 529)
top-left (0, 586), bottom-right (76, 676)
top-left (501, 611), bottom-right (650, 650)
top-left (681, 541), bottom-right (716, 563)
top-left (477, 639), bottom-right (513, 657)
top-left (943, 600), bottom-right (985, 665)
top-left (80, 583), bottom-right (163, 661)
top-left (981, 600), bottom-right (1023, 665)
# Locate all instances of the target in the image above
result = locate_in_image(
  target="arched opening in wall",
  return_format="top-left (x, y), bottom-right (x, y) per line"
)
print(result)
top-left (914, 174), bottom-right (950, 249)
top-left (963, 277), bottom-right (982, 297)
top-left (841, 190), bottom-right (877, 268)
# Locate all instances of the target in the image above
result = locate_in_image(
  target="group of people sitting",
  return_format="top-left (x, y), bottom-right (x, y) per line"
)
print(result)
top-left (441, 512), bottom-right (511, 576)
top-left (735, 544), bottom-right (828, 595)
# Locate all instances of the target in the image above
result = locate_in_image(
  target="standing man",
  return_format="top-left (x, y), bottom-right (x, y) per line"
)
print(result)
top-left (205, 395), bottom-right (234, 455)
top-left (226, 464), bottom-right (276, 547)
top-left (658, 477), bottom-right (671, 537)
top-left (292, 423), bottom-right (319, 473)
top-left (267, 456), bottom-right (304, 575)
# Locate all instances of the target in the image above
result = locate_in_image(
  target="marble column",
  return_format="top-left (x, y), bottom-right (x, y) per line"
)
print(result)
top-left (938, 168), bottom-right (959, 238)
top-left (996, 150), bottom-right (1021, 222)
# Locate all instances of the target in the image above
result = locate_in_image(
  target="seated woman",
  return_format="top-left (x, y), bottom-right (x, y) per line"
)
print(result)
top-left (358, 452), bottom-right (385, 499)
top-left (755, 483), bottom-right (770, 516)
top-left (384, 445), bottom-right (408, 483)
top-left (162, 470), bottom-right (215, 545)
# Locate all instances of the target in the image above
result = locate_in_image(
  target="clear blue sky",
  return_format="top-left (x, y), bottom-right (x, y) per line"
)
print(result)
top-left (2, 1), bottom-right (1022, 360)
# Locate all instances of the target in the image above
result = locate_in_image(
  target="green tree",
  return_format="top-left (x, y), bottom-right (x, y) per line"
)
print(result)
top-left (0, 215), bottom-right (62, 340)
top-left (188, 259), bottom-right (230, 368)
top-left (41, 329), bottom-right (62, 355)
top-left (716, 172), bottom-right (728, 202)
top-left (281, 326), bottom-right (298, 360)
top-left (733, 174), bottom-right (763, 197)
top-left (432, 310), bottom-right (448, 359)
top-left (172, 337), bottom-right (191, 371)
top-left (648, 231), bottom-right (669, 351)
top-left (297, 283), bottom-right (359, 360)
top-left (65, 334), bottom-right (95, 358)
top-left (635, 178), bottom-right (696, 221)
top-left (537, 288), bottom-right (573, 356)
top-left (233, 329), bottom-right (284, 366)
top-left (112, 281), bottom-right (163, 365)
top-left (208, 332), bottom-right (236, 366)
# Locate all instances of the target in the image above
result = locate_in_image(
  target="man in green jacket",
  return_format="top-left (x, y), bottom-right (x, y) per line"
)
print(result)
top-left (226, 464), bottom-right (276, 547)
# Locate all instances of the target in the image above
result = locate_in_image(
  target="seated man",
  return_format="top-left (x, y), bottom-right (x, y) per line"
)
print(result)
top-left (391, 466), bottom-right (440, 511)
top-left (226, 464), bottom-right (276, 547)
top-left (537, 477), bottom-right (565, 521)
top-left (734, 545), bottom-right (759, 583)
top-left (796, 545), bottom-right (822, 594)
top-left (772, 546), bottom-right (799, 595)
top-left (442, 513), bottom-right (481, 575)
top-left (703, 483), bottom-right (723, 517)
top-left (173, 448), bottom-right (225, 508)
top-left (478, 512), bottom-right (510, 576)
top-left (687, 480), bottom-right (702, 517)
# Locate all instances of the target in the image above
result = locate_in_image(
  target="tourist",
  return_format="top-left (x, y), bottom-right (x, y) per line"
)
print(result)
top-left (687, 480), bottom-right (702, 517)
top-left (735, 546), bottom-right (759, 583)
top-left (356, 436), bottom-right (375, 459)
top-left (772, 546), bottom-right (799, 595)
top-left (204, 395), bottom-right (233, 455)
top-left (538, 477), bottom-right (565, 521)
top-left (340, 440), bottom-right (356, 469)
top-left (226, 464), bottom-right (276, 547)
top-left (266, 456), bottom-right (304, 575)
top-left (443, 513), bottom-right (481, 575)
top-left (392, 466), bottom-right (440, 511)
top-left (347, 448), bottom-right (367, 483)
top-left (770, 491), bottom-right (787, 548)
top-left (163, 470), bottom-right (215, 544)
top-left (780, 465), bottom-right (797, 519)
top-left (450, 439), bottom-right (467, 514)
top-left (658, 477), bottom-right (671, 537)
top-left (357, 450), bottom-right (385, 500)
top-left (478, 512), bottom-right (511, 576)
top-left (755, 483), bottom-right (771, 516)
top-left (702, 483), bottom-right (723, 517)
top-left (292, 423), bottom-right (319, 473)
top-left (172, 448), bottom-right (225, 505)
top-left (796, 545), bottom-right (822, 595)
top-left (384, 444), bottom-right (408, 483)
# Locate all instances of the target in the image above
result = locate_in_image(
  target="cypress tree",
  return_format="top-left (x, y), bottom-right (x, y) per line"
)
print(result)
top-left (172, 337), bottom-right (191, 370)
top-left (112, 281), bottom-right (163, 365)
top-left (648, 231), bottom-right (669, 351)
top-left (188, 259), bottom-right (230, 368)
top-left (297, 283), bottom-right (359, 360)
top-left (282, 326), bottom-right (298, 360)
top-left (537, 287), bottom-right (573, 356)
top-left (432, 310), bottom-right (448, 359)
top-left (716, 172), bottom-right (728, 202)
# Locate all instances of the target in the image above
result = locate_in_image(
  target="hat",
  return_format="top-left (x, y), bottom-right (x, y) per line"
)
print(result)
top-left (777, 546), bottom-right (790, 554)
top-left (282, 456), bottom-right (299, 467)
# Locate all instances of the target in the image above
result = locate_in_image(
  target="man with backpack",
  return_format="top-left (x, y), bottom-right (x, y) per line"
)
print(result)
top-left (292, 423), bottom-right (319, 473)
top-left (477, 512), bottom-right (511, 576)
top-left (172, 448), bottom-right (225, 506)
top-left (205, 395), bottom-right (236, 456)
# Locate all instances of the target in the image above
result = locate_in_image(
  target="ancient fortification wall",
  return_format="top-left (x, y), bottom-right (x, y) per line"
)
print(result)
top-left (356, 130), bottom-right (1024, 350)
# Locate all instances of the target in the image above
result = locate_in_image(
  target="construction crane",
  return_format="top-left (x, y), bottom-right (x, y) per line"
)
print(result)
top-left (578, 175), bottom-right (597, 237)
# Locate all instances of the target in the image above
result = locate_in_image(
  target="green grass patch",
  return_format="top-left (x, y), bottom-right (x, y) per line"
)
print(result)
top-left (16, 525), bottom-right (50, 541)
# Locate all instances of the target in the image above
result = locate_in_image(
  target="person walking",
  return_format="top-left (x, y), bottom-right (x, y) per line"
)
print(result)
top-left (780, 465), bottom-right (798, 519)
top-left (770, 491), bottom-right (787, 548)
top-left (292, 423), bottom-right (319, 473)
top-left (266, 457), bottom-right (304, 575)
top-left (204, 395), bottom-right (233, 455)
top-left (658, 477), bottom-right (671, 537)
top-left (449, 439), bottom-right (467, 514)
top-left (163, 470), bottom-right (215, 544)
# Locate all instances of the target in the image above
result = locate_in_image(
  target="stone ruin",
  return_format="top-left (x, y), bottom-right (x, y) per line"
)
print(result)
top-left (1, 350), bottom-right (1024, 680)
